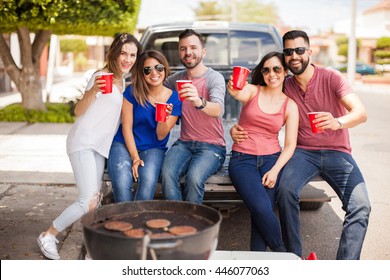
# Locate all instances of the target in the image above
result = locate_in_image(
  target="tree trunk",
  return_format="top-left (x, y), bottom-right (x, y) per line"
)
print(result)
top-left (0, 28), bottom-right (51, 111)
top-left (19, 65), bottom-right (46, 111)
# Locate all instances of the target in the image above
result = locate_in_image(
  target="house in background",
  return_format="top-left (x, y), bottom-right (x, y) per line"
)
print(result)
top-left (53, 35), bottom-right (111, 76)
top-left (334, 0), bottom-right (390, 39)
top-left (331, 0), bottom-right (390, 65)
top-left (292, 0), bottom-right (389, 67)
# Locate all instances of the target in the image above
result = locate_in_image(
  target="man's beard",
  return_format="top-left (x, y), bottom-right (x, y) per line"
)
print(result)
top-left (181, 55), bottom-right (202, 69)
top-left (287, 58), bottom-right (309, 75)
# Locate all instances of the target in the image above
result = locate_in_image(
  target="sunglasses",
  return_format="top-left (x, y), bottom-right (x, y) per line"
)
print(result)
top-left (261, 66), bottom-right (283, 75)
top-left (283, 47), bottom-right (308, 56)
top-left (143, 64), bottom-right (165, 75)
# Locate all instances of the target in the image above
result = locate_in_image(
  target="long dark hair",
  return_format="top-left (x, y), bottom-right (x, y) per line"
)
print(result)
top-left (132, 50), bottom-right (172, 106)
top-left (251, 52), bottom-right (287, 86)
top-left (104, 33), bottom-right (142, 80)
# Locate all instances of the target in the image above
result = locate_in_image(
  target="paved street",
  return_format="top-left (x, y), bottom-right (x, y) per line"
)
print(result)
top-left (0, 77), bottom-right (389, 260)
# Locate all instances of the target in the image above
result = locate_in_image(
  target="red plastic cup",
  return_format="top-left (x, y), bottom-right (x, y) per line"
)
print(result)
top-left (155, 102), bottom-right (169, 122)
top-left (307, 252), bottom-right (318, 260)
top-left (308, 112), bottom-right (324, 134)
top-left (176, 80), bottom-right (192, 101)
top-left (99, 73), bottom-right (113, 94)
top-left (232, 66), bottom-right (250, 90)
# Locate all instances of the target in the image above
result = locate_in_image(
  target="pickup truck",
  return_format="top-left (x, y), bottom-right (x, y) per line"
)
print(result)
top-left (102, 124), bottom-right (332, 215)
top-left (102, 21), bottom-right (332, 214)
top-left (139, 21), bottom-right (283, 120)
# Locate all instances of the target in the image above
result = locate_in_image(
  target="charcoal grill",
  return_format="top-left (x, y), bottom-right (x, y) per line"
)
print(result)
top-left (81, 200), bottom-right (222, 260)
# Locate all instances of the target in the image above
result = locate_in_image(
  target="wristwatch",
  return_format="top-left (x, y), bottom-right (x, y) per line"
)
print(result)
top-left (336, 117), bottom-right (345, 129)
top-left (195, 97), bottom-right (207, 110)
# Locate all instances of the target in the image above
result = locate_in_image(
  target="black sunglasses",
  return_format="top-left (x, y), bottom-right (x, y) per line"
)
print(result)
top-left (283, 47), bottom-right (308, 56)
top-left (261, 66), bottom-right (283, 75)
top-left (143, 64), bottom-right (165, 75)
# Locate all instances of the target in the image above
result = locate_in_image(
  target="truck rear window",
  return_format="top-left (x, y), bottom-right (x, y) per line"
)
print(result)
top-left (144, 30), bottom-right (279, 70)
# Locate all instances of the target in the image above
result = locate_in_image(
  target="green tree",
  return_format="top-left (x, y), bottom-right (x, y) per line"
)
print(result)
top-left (194, 0), bottom-right (278, 24)
top-left (194, 1), bottom-right (225, 20)
top-left (233, 0), bottom-right (278, 23)
top-left (60, 38), bottom-right (88, 72)
top-left (336, 37), bottom-right (349, 58)
top-left (374, 37), bottom-right (390, 65)
top-left (0, 0), bottom-right (140, 111)
top-left (60, 39), bottom-right (87, 54)
top-left (336, 36), bottom-right (361, 59)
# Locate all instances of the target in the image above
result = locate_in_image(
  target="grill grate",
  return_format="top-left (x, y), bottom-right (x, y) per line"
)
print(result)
top-left (93, 210), bottom-right (214, 237)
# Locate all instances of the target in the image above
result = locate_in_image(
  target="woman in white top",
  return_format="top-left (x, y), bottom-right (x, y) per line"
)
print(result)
top-left (37, 33), bottom-right (142, 260)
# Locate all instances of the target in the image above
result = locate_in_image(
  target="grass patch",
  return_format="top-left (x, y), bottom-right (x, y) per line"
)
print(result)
top-left (0, 102), bottom-right (76, 123)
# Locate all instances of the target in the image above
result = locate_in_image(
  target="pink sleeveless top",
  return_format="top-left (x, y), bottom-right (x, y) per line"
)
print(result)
top-left (232, 87), bottom-right (289, 155)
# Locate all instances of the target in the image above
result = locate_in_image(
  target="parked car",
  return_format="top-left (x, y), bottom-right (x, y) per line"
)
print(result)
top-left (139, 21), bottom-right (283, 120)
top-left (375, 64), bottom-right (390, 72)
top-left (333, 62), bottom-right (376, 75)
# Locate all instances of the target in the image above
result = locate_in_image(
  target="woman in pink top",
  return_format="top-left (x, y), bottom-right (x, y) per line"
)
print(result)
top-left (227, 52), bottom-right (299, 252)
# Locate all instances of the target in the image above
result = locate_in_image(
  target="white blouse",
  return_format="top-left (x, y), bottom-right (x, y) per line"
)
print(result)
top-left (66, 71), bottom-right (124, 158)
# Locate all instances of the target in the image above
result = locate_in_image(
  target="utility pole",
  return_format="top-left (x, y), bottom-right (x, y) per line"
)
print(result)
top-left (347, 0), bottom-right (357, 85)
top-left (230, 0), bottom-right (237, 22)
top-left (45, 34), bottom-right (58, 102)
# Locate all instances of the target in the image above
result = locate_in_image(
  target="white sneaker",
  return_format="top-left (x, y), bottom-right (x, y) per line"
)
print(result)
top-left (37, 232), bottom-right (60, 260)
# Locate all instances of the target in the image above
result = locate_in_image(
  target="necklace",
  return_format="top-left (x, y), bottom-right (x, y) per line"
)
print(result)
top-left (149, 89), bottom-right (168, 103)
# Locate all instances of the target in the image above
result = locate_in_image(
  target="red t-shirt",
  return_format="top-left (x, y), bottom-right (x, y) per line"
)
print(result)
top-left (284, 65), bottom-right (352, 154)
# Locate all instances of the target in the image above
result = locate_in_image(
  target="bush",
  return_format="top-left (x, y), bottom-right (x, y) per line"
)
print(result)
top-left (0, 103), bottom-right (76, 123)
top-left (376, 37), bottom-right (390, 49)
top-left (60, 39), bottom-right (87, 53)
top-left (374, 50), bottom-right (390, 59)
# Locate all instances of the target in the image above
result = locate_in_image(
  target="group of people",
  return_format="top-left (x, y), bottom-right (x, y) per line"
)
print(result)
top-left (37, 28), bottom-right (371, 261)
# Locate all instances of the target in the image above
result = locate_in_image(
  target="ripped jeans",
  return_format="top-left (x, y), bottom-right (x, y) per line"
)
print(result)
top-left (161, 140), bottom-right (226, 204)
top-left (53, 149), bottom-right (104, 232)
top-left (107, 141), bottom-right (166, 202)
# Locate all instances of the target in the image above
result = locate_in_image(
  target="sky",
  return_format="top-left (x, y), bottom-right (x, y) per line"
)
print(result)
top-left (137, 0), bottom-right (383, 35)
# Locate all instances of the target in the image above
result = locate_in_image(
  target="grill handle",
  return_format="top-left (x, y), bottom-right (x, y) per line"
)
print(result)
top-left (148, 240), bottom-right (183, 260)
top-left (147, 239), bottom-right (183, 250)
top-left (141, 235), bottom-right (151, 260)
top-left (140, 235), bottom-right (183, 260)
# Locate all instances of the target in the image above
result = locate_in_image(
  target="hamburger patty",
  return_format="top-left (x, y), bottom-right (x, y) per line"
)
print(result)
top-left (169, 226), bottom-right (197, 236)
top-left (145, 218), bottom-right (171, 229)
top-left (123, 228), bottom-right (145, 238)
top-left (104, 221), bottom-right (133, 232)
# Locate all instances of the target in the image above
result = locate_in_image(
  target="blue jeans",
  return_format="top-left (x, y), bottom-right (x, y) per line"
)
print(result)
top-left (107, 141), bottom-right (166, 202)
top-left (276, 148), bottom-right (371, 259)
top-left (229, 151), bottom-right (286, 252)
top-left (161, 140), bottom-right (226, 204)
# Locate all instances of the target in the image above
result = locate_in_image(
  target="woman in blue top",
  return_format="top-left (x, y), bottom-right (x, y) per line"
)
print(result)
top-left (108, 50), bottom-right (182, 201)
